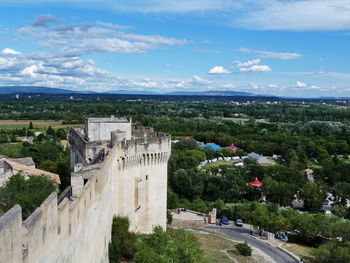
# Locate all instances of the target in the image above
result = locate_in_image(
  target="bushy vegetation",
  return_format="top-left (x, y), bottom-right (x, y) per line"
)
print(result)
top-left (235, 242), bottom-right (252, 256)
top-left (108, 216), bottom-right (203, 263)
top-left (109, 217), bottom-right (137, 262)
top-left (0, 174), bottom-right (57, 218)
top-left (135, 227), bottom-right (203, 263)
top-left (312, 241), bottom-right (350, 263)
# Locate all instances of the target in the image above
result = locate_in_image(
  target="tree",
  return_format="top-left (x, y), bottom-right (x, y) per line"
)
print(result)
top-left (332, 204), bottom-right (348, 218)
top-left (29, 121), bottom-right (33, 129)
top-left (290, 213), bottom-right (335, 246)
top-left (334, 182), bottom-right (350, 203)
top-left (332, 221), bottom-right (350, 241)
top-left (167, 188), bottom-right (179, 209)
top-left (263, 177), bottom-right (296, 207)
top-left (299, 181), bottom-right (326, 212)
top-left (250, 204), bottom-right (271, 235)
top-left (312, 242), bottom-right (350, 263)
top-left (46, 126), bottom-right (55, 136)
top-left (0, 174), bottom-right (56, 219)
top-left (55, 128), bottom-right (67, 140)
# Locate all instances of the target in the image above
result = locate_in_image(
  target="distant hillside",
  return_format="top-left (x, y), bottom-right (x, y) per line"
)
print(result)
top-left (103, 89), bottom-right (158, 95)
top-left (165, 90), bottom-right (255, 96)
top-left (0, 86), bottom-right (273, 97)
top-left (0, 86), bottom-right (81, 94)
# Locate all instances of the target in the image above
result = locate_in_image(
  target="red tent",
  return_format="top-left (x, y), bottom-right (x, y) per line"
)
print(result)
top-left (249, 178), bottom-right (263, 187)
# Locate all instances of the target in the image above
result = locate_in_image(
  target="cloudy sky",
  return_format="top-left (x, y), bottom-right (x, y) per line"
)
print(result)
top-left (0, 0), bottom-right (350, 97)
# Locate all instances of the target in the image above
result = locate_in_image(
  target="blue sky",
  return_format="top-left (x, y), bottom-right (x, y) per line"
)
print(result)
top-left (0, 0), bottom-right (350, 97)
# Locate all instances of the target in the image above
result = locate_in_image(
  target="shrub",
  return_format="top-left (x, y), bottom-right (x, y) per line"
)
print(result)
top-left (108, 217), bottom-right (137, 263)
top-left (167, 210), bottom-right (173, 225)
top-left (235, 242), bottom-right (252, 256)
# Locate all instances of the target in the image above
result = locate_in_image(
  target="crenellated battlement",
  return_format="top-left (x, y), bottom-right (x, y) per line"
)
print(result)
top-left (0, 117), bottom-right (171, 263)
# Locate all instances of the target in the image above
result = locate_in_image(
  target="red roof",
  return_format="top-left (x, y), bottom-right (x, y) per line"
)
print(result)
top-left (249, 178), bottom-right (263, 187)
top-left (184, 136), bottom-right (191, 140)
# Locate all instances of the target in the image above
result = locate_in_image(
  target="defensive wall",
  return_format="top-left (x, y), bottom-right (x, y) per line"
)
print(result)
top-left (0, 118), bottom-right (171, 263)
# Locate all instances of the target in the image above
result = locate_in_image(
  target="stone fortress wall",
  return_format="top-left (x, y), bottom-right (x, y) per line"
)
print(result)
top-left (0, 117), bottom-right (171, 263)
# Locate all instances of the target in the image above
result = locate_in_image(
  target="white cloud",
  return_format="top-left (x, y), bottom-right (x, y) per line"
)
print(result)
top-left (208, 66), bottom-right (231, 74)
top-left (237, 58), bottom-right (271, 72)
top-left (0, 16), bottom-right (192, 92)
top-left (0, 46), bottom-right (217, 92)
top-left (291, 81), bottom-right (325, 91)
top-left (239, 65), bottom-right (271, 72)
top-left (166, 75), bottom-right (212, 90)
top-left (16, 15), bottom-right (188, 56)
top-left (235, 0), bottom-right (350, 31)
top-left (220, 83), bottom-right (236, 90)
top-left (237, 48), bottom-right (302, 60)
top-left (296, 81), bottom-right (307, 88)
top-left (267, 84), bottom-right (278, 88)
top-left (2, 48), bottom-right (21, 55)
top-left (237, 58), bottom-right (260, 67)
top-left (20, 64), bottom-right (40, 77)
top-left (191, 75), bottom-right (212, 84)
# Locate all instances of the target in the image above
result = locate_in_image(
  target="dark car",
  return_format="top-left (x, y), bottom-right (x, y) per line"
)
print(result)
top-left (275, 233), bottom-right (288, 242)
top-left (221, 216), bottom-right (229, 225)
top-left (235, 219), bottom-right (243, 227)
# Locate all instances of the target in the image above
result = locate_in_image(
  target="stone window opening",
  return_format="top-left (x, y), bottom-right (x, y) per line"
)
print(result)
top-left (135, 178), bottom-right (142, 211)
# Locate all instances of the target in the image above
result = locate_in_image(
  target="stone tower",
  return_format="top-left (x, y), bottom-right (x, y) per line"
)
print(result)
top-left (68, 117), bottom-right (171, 233)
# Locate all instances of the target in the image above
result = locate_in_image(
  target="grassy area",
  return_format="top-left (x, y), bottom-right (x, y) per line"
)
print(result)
top-left (190, 229), bottom-right (271, 263)
top-left (282, 243), bottom-right (316, 263)
top-left (266, 157), bottom-right (277, 165)
top-left (0, 120), bottom-right (83, 130)
top-left (60, 140), bottom-right (69, 149)
top-left (192, 230), bottom-right (249, 263)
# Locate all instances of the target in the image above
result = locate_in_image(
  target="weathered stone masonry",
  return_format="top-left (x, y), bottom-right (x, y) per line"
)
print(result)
top-left (0, 117), bottom-right (171, 263)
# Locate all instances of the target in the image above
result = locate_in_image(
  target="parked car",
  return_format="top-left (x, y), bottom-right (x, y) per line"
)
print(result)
top-left (220, 216), bottom-right (229, 225)
top-left (235, 219), bottom-right (243, 227)
top-left (275, 233), bottom-right (288, 242)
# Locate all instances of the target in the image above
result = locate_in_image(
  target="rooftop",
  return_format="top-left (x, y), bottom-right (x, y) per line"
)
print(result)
top-left (86, 117), bottom-right (130, 123)
top-left (247, 152), bottom-right (272, 164)
top-left (1, 158), bottom-right (60, 184)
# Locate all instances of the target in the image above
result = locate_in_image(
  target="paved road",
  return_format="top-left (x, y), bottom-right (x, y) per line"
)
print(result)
top-left (205, 224), bottom-right (298, 263)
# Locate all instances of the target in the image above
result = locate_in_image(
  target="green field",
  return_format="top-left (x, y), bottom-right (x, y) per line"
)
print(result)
top-left (0, 120), bottom-right (83, 130)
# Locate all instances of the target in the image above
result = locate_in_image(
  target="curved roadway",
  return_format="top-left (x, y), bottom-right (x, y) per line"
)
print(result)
top-left (205, 224), bottom-right (298, 263)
